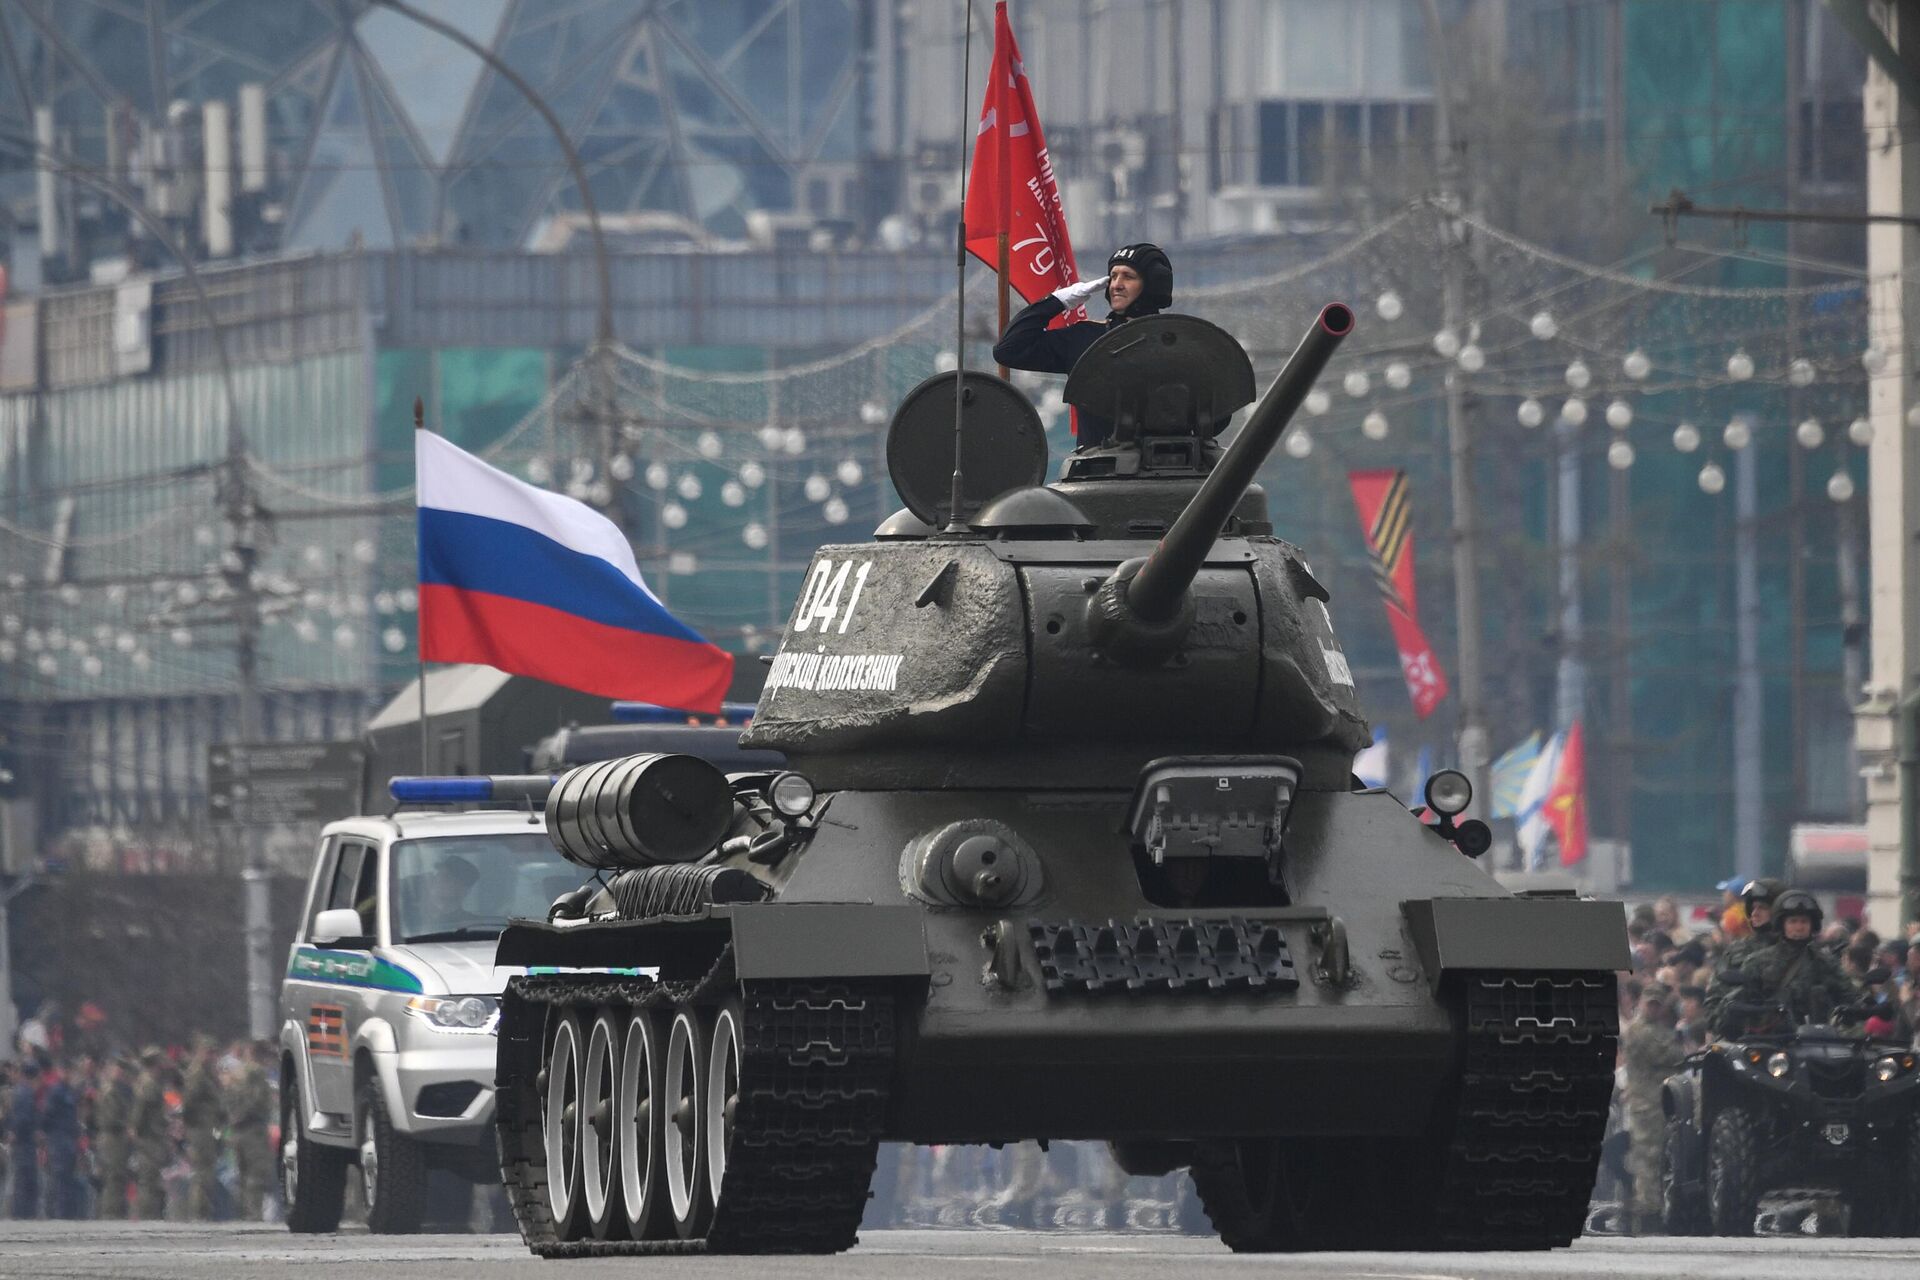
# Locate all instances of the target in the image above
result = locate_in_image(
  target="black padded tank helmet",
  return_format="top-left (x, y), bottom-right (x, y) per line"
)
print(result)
top-left (1105, 243), bottom-right (1173, 315)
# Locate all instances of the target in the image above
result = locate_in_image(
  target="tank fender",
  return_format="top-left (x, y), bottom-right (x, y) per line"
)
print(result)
top-left (728, 904), bottom-right (930, 980)
top-left (1400, 897), bottom-right (1630, 992)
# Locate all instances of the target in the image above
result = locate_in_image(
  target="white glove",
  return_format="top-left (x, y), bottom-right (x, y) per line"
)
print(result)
top-left (1050, 277), bottom-right (1105, 308)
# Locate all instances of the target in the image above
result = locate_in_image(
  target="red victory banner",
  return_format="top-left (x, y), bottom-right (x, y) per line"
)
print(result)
top-left (1348, 469), bottom-right (1449, 718)
top-left (964, 1), bottom-right (1082, 344)
top-left (1545, 719), bottom-right (1589, 866)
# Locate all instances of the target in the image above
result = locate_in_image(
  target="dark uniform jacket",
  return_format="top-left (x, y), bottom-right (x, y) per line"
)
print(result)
top-left (991, 296), bottom-right (1145, 446)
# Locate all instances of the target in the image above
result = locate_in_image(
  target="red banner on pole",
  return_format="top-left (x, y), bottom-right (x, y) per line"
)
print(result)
top-left (1348, 469), bottom-right (1449, 719)
top-left (1546, 719), bottom-right (1589, 865)
top-left (963, 3), bottom-right (1081, 317)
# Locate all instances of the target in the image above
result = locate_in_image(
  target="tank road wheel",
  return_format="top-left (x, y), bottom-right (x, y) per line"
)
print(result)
top-left (543, 1011), bottom-right (588, 1239)
top-left (663, 1006), bottom-right (713, 1240)
top-left (280, 1070), bottom-right (347, 1233)
top-left (1707, 1108), bottom-right (1758, 1236)
top-left (1661, 1120), bottom-right (1708, 1235)
top-left (1189, 1139), bottom-right (1300, 1251)
top-left (581, 1009), bottom-right (625, 1240)
top-left (705, 999), bottom-right (744, 1205)
top-left (616, 1009), bottom-right (667, 1240)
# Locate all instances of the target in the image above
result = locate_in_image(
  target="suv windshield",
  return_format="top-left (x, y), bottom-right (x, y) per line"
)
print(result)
top-left (390, 833), bottom-right (578, 944)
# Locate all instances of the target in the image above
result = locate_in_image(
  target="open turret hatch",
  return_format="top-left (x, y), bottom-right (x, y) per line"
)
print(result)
top-left (884, 370), bottom-right (1050, 528)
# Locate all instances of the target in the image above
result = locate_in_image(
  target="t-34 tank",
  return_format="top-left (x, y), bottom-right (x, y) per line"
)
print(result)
top-left (490, 304), bottom-right (1629, 1256)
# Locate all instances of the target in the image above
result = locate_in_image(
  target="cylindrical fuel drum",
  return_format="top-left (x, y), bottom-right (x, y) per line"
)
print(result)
top-left (544, 752), bottom-right (734, 871)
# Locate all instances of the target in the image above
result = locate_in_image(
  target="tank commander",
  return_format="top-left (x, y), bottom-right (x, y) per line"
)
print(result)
top-left (992, 243), bottom-right (1175, 447)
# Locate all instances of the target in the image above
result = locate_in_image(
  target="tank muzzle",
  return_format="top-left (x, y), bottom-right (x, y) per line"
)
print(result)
top-left (544, 752), bottom-right (734, 871)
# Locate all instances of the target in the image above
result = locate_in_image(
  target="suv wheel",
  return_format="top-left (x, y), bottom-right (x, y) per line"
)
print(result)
top-left (1707, 1108), bottom-right (1758, 1236)
top-left (281, 1069), bottom-right (348, 1233)
top-left (360, 1077), bottom-right (428, 1233)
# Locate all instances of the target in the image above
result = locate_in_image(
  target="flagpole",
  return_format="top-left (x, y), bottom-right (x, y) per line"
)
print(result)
top-left (946, 0), bottom-right (977, 533)
top-left (993, 2), bottom-right (1013, 378)
top-left (414, 396), bottom-right (431, 775)
top-left (996, 233), bottom-right (1010, 379)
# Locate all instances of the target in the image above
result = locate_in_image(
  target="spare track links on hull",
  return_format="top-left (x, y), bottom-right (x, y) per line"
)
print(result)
top-left (1434, 970), bottom-right (1619, 1249)
top-left (496, 951), bottom-right (896, 1257)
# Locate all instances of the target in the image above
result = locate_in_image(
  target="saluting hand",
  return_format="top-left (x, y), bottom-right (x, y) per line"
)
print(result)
top-left (1049, 278), bottom-right (1104, 308)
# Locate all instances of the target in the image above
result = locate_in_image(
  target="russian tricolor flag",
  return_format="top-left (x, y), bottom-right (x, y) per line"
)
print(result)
top-left (416, 430), bottom-right (733, 712)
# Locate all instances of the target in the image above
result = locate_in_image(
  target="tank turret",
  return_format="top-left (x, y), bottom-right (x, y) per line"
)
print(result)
top-left (739, 307), bottom-right (1370, 791)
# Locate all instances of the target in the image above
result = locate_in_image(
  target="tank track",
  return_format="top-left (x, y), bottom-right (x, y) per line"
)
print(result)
top-left (1430, 970), bottom-right (1619, 1249)
top-left (495, 950), bottom-right (895, 1257)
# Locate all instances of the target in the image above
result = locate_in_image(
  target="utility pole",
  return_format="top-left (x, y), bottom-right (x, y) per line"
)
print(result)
top-left (1419, 0), bottom-right (1489, 815)
top-left (1734, 419), bottom-right (1763, 883)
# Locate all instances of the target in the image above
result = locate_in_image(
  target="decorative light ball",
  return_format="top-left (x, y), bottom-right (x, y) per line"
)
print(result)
top-left (1384, 361), bottom-right (1412, 390)
top-left (1284, 429), bottom-right (1314, 459)
top-left (326, 597), bottom-right (346, 620)
top-left (1788, 358), bottom-right (1815, 388)
top-left (130, 650), bottom-right (151, 672)
top-left (397, 587), bottom-right (417, 612)
top-left (1673, 422), bottom-right (1701, 453)
top-left (1457, 344), bottom-right (1486, 373)
top-left (35, 654), bottom-right (56, 676)
top-left (176, 583), bottom-right (200, 606)
top-left (1863, 344), bottom-right (1889, 375)
top-left (81, 654), bottom-right (103, 678)
top-left (59, 584), bottom-right (81, 605)
top-left (331, 624), bottom-right (355, 651)
top-left (1607, 440), bottom-right (1636, 471)
top-left (1795, 418), bottom-right (1825, 449)
top-left (644, 462), bottom-right (671, 491)
top-left (697, 431), bottom-right (724, 460)
top-left (1723, 418), bottom-right (1752, 450)
top-left (742, 522), bottom-right (769, 550)
top-left (171, 626), bottom-right (194, 647)
top-left (590, 481), bottom-right (614, 506)
top-left (823, 497), bottom-right (850, 525)
top-left (565, 479), bottom-right (590, 501)
top-left (1699, 462), bottom-right (1727, 494)
top-left (1605, 399), bottom-right (1633, 430)
top-left (293, 617), bottom-right (319, 643)
top-left (1560, 397), bottom-right (1588, 427)
top-left (1849, 416), bottom-right (1875, 446)
top-left (1907, 404), bottom-right (1920, 430)
top-left (757, 425), bottom-right (784, 451)
top-left (1432, 329), bottom-right (1461, 359)
top-left (1828, 471), bottom-right (1856, 502)
top-left (354, 538), bottom-right (377, 565)
top-left (934, 350), bottom-right (958, 372)
top-left (783, 427), bottom-right (807, 455)
top-left (739, 461), bottom-right (766, 489)
top-left (1376, 290), bottom-right (1404, 321)
top-left (374, 591), bottom-right (395, 615)
top-left (720, 480), bottom-right (746, 507)
top-left (1516, 398), bottom-right (1546, 429)
top-left (675, 473), bottom-right (703, 501)
top-left (303, 589), bottom-right (325, 610)
top-left (1529, 311), bottom-right (1558, 341)
top-left (1726, 349), bottom-right (1754, 381)
top-left (804, 474), bottom-right (832, 503)
top-left (114, 632), bottom-right (136, 654)
top-left (1343, 370), bottom-right (1371, 398)
top-left (1362, 410), bottom-right (1390, 440)
top-left (859, 400), bottom-right (887, 425)
top-left (301, 544), bottom-right (326, 570)
top-left (1304, 389), bottom-right (1331, 416)
top-left (1622, 349), bottom-right (1652, 381)
top-left (382, 627), bottom-right (408, 654)
top-left (22, 629), bottom-right (40, 651)
top-left (836, 459), bottom-right (865, 487)
top-left (526, 458), bottom-right (552, 484)
top-left (1564, 360), bottom-right (1591, 391)
top-left (661, 502), bottom-right (689, 530)
top-left (609, 453), bottom-right (635, 482)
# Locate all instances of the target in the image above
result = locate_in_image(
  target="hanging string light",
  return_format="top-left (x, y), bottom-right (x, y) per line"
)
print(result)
top-left (675, 474), bottom-right (703, 501)
top-left (1828, 471), bottom-right (1856, 502)
top-left (1788, 358), bottom-right (1815, 387)
top-left (1432, 328), bottom-right (1461, 359)
top-left (804, 474), bottom-right (831, 502)
top-left (697, 431), bottom-right (724, 459)
top-left (1560, 398), bottom-right (1588, 427)
top-left (1376, 290), bottom-right (1404, 321)
top-left (1343, 370), bottom-right (1371, 398)
top-left (1605, 400), bottom-right (1633, 430)
top-left (1384, 361), bottom-right (1411, 390)
top-left (1722, 419), bottom-right (1752, 450)
top-left (1848, 416), bottom-right (1874, 446)
top-left (1284, 428), bottom-right (1314, 458)
top-left (823, 497), bottom-right (850, 525)
top-left (1673, 422), bottom-right (1701, 453)
top-left (742, 522), bottom-right (769, 550)
top-left (836, 459), bottom-right (865, 486)
top-left (721, 480), bottom-right (746, 507)
top-left (1607, 440), bottom-right (1635, 470)
top-left (1362, 411), bottom-right (1390, 440)
top-left (1529, 311), bottom-right (1558, 340)
top-left (1304, 389), bottom-right (1331, 416)
top-left (1516, 398), bottom-right (1545, 428)
top-left (1622, 350), bottom-right (1652, 381)
top-left (1699, 462), bottom-right (1727, 494)
top-left (1726, 349), bottom-right (1754, 381)
top-left (1564, 360), bottom-right (1591, 391)
top-left (1457, 343), bottom-right (1486, 373)
top-left (1795, 418), bottom-right (1825, 449)
top-left (645, 462), bottom-right (671, 490)
top-left (662, 503), bottom-right (689, 529)
top-left (609, 453), bottom-right (635, 481)
top-left (739, 461), bottom-right (766, 489)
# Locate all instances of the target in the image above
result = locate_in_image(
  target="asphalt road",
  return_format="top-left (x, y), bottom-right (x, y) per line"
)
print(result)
top-left (0, 1225), bottom-right (1917, 1280)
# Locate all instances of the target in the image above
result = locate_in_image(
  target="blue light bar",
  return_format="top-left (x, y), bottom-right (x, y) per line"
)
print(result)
top-left (609, 701), bottom-right (756, 725)
top-left (389, 775), bottom-right (556, 805)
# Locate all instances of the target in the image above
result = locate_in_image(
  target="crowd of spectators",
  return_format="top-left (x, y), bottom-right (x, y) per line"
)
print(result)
top-left (1, 1014), bottom-right (279, 1223)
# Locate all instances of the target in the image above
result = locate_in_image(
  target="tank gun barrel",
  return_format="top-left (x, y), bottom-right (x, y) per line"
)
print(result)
top-left (1126, 303), bottom-right (1353, 622)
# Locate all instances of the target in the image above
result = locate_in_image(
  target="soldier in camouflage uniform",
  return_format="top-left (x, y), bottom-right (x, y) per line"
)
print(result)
top-left (1621, 982), bottom-right (1687, 1235)
top-left (129, 1049), bottom-right (172, 1220)
top-left (179, 1038), bottom-right (226, 1219)
top-left (225, 1042), bottom-right (275, 1220)
top-left (92, 1057), bottom-right (133, 1219)
top-left (1732, 891), bottom-right (1861, 1029)
top-left (1705, 878), bottom-right (1784, 1034)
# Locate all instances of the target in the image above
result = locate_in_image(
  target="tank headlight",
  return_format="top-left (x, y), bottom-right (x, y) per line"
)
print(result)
top-left (1873, 1055), bottom-right (1903, 1083)
top-left (769, 771), bottom-right (817, 817)
top-left (1766, 1051), bottom-right (1791, 1079)
top-left (1424, 769), bottom-right (1472, 817)
top-left (406, 995), bottom-right (499, 1031)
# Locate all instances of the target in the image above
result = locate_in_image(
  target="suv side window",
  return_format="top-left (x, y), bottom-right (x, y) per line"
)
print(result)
top-left (350, 845), bottom-right (380, 938)
top-left (303, 840), bottom-right (340, 939)
top-left (324, 842), bottom-right (379, 940)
